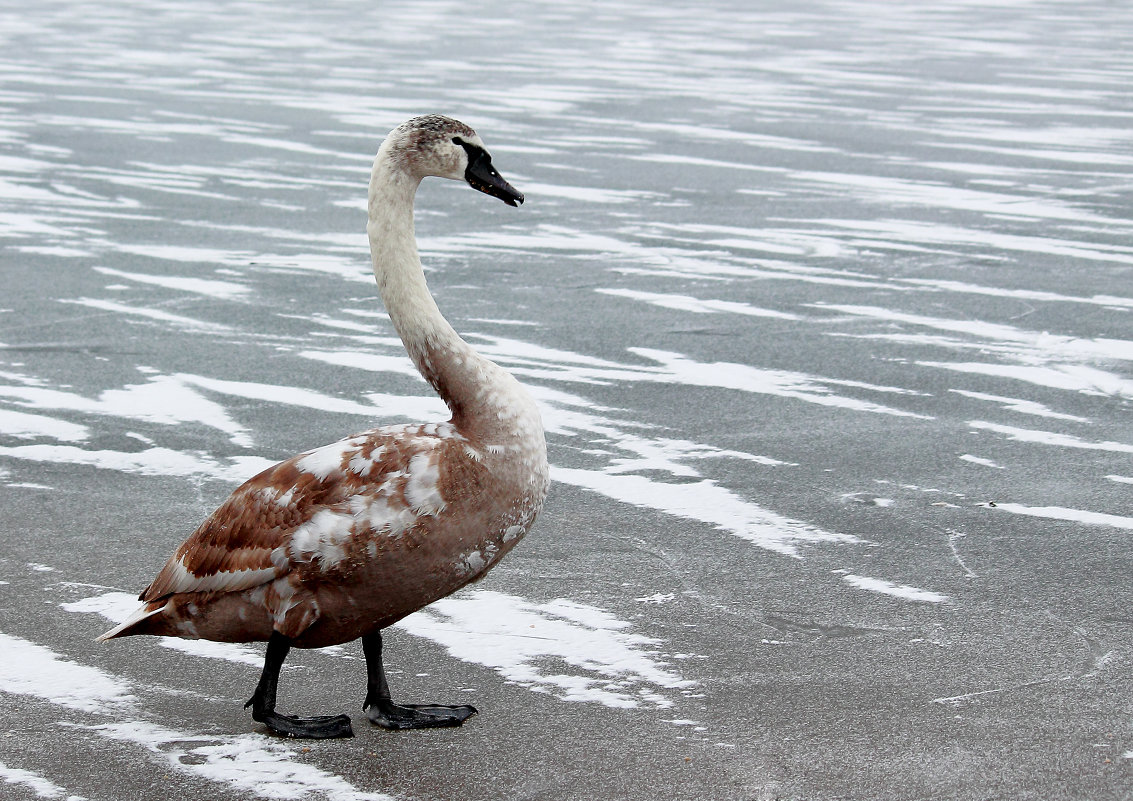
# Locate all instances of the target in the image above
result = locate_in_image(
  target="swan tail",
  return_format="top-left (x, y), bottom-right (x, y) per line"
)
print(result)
top-left (96, 601), bottom-right (168, 641)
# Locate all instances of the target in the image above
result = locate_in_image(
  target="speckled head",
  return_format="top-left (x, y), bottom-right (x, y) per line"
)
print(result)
top-left (380, 115), bottom-right (524, 206)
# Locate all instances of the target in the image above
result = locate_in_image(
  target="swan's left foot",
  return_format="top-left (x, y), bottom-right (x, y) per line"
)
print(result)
top-left (247, 632), bottom-right (354, 739)
top-left (361, 630), bottom-right (478, 731)
top-left (365, 700), bottom-right (477, 730)
top-left (252, 708), bottom-right (355, 739)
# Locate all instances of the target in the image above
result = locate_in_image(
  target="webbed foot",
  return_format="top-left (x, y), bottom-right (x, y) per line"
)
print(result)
top-left (361, 630), bottom-right (478, 731)
top-left (245, 632), bottom-right (353, 739)
top-left (365, 699), bottom-right (477, 730)
top-left (251, 707), bottom-right (354, 739)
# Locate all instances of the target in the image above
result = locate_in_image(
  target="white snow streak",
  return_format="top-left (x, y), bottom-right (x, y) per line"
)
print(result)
top-left (397, 589), bottom-right (693, 709)
top-left (0, 761), bottom-right (85, 801)
top-left (841, 575), bottom-right (949, 603)
top-left (0, 630), bottom-right (389, 800)
top-left (987, 504), bottom-right (1133, 530)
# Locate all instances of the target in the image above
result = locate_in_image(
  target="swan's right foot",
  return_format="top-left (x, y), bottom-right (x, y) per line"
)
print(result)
top-left (361, 630), bottom-right (478, 732)
top-left (251, 708), bottom-right (354, 739)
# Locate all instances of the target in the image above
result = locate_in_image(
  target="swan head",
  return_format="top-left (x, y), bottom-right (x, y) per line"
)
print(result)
top-left (383, 115), bottom-right (524, 207)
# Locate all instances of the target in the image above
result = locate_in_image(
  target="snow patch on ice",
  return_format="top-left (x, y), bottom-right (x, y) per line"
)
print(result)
top-left (959, 454), bottom-right (1004, 469)
top-left (824, 304), bottom-right (1133, 364)
top-left (553, 466), bottom-right (858, 558)
top-left (0, 632), bottom-right (385, 799)
top-left (0, 409), bottom-right (89, 442)
top-left (0, 374), bottom-right (253, 447)
top-left (397, 589), bottom-right (693, 709)
top-left (949, 389), bottom-right (1088, 422)
top-left (93, 266), bottom-right (250, 301)
top-left (61, 298), bottom-right (233, 334)
top-left (0, 444), bottom-right (275, 483)
top-left (985, 503), bottom-right (1133, 530)
top-left (901, 277), bottom-right (1133, 311)
top-left (597, 288), bottom-right (800, 320)
top-left (0, 760), bottom-right (85, 800)
top-left (841, 575), bottom-right (948, 603)
top-left (0, 631), bottom-right (135, 713)
top-left (969, 421), bottom-right (1133, 453)
top-left (924, 363), bottom-right (1133, 399)
top-left (177, 372), bottom-right (448, 422)
top-left (92, 721), bottom-right (392, 801)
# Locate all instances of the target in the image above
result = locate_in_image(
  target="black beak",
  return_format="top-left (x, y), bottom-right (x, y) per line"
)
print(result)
top-left (464, 146), bottom-right (524, 207)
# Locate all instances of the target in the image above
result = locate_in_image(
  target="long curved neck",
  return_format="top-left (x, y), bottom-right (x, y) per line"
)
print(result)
top-left (366, 153), bottom-right (525, 437)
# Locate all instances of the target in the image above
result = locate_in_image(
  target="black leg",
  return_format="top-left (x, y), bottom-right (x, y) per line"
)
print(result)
top-left (245, 632), bottom-right (353, 739)
top-left (362, 630), bottom-right (477, 730)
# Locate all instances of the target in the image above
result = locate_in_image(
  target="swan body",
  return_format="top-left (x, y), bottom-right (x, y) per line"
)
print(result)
top-left (100, 116), bottom-right (548, 737)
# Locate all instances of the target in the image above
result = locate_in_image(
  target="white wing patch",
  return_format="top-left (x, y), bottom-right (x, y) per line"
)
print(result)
top-left (348, 445), bottom-right (384, 476)
top-left (282, 427), bottom-right (459, 572)
top-left (165, 558), bottom-right (278, 595)
top-left (290, 508), bottom-right (355, 567)
top-left (352, 493), bottom-right (419, 540)
top-left (296, 436), bottom-right (366, 480)
top-left (405, 451), bottom-right (445, 515)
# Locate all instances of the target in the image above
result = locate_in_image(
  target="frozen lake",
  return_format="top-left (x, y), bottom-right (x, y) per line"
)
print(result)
top-left (1, 1), bottom-right (1130, 799)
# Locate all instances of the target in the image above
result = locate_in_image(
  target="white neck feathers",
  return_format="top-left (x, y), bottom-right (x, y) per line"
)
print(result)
top-left (365, 145), bottom-right (539, 443)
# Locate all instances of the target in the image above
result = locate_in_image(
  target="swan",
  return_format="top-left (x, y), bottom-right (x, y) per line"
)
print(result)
top-left (99, 115), bottom-right (550, 739)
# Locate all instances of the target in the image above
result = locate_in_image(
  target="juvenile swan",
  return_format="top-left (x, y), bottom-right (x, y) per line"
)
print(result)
top-left (100, 116), bottom-right (549, 739)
